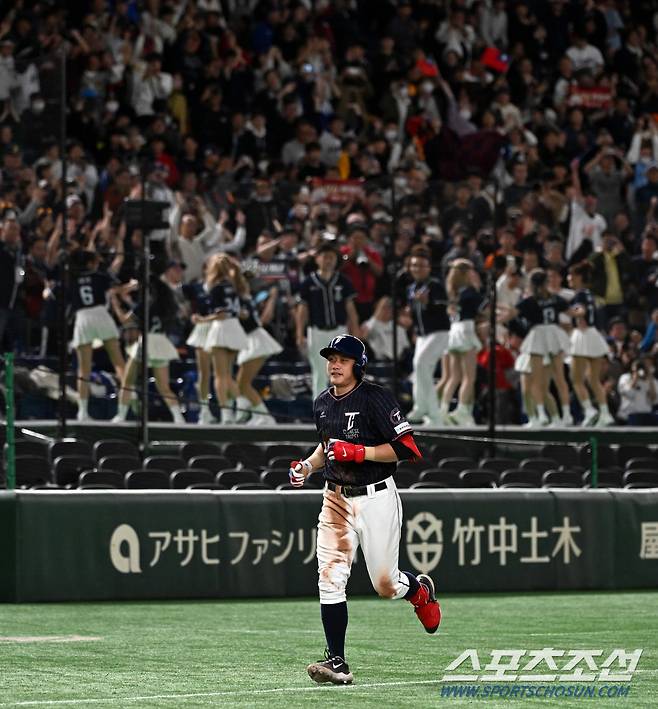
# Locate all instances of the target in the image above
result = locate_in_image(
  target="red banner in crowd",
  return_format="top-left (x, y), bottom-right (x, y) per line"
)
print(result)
top-left (567, 86), bottom-right (613, 110)
top-left (309, 178), bottom-right (365, 204)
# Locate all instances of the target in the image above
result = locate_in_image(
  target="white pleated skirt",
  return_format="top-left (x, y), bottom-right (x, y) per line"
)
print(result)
top-left (520, 324), bottom-right (564, 357)
top-left (237, 327), bottom-right (283, 365)
top-left (72, 305), bottom-right (119, 347)
top-left (204, 317), bottom-right (249, 352)
top-left (447, 319), bottom-right (481, 353)
top-left (186, 321), bottom-right (212, 349)
top-left (127, 333), bottom-right (179, 365)
top-left (514, 352), bottom-right (532, 374)
top-left (570, 326), bottom-right (609, 358)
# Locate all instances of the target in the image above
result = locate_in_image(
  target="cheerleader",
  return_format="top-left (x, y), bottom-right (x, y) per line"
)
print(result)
top-left (183, 269), bottom-right (215, 425)
top-left (197, 254), bottom-right (248, 423)
top-left (567, 261), bottom-right (614, 426)
top-left (441, 258), bottom-right (485, 425)
top-left (111, 272), bottom-right (184, 424)
top-left (235, 283), bottom-right (282, 425)
top-left (501, 269), bottom-right (572, 426)
top-left (69, 250), bottom-right (126, 422)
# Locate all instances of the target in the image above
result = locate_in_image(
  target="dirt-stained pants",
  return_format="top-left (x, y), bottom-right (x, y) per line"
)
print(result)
top-left (316, 477), bottom-right (410, 604)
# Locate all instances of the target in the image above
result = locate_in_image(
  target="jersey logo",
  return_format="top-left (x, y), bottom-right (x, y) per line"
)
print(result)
top-left (390, 408), bottom-right (403, 424)
top-left (319, 411), bottom-right (327, 418)
top-left (344, 411), bottom-right (359, 430)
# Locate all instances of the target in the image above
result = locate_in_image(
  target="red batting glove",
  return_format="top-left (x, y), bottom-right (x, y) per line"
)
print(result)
top-left (327, 440), bottom-right (366, 464)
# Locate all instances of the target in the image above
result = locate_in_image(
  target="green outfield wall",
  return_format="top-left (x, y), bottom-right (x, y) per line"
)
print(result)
top-left (0, 490), bottom-right (657, 602)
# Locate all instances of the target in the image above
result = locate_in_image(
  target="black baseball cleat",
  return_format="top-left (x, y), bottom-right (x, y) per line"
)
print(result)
top-left (307, 649), bottom-right (354, 685)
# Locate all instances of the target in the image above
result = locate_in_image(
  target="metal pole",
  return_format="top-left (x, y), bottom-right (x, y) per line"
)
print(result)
top-left (487, 175), bottom-right (500, 456)
top-left (5, 352), bottom-right (15, 490)
top-left (57, 47), bottom-right (68, 439)
top-left (390, 175), bottom-right (399, 401)
top-left (140, 169), bottom-right (150, 459)
top-left (590, 435), bottom-right (598, 488)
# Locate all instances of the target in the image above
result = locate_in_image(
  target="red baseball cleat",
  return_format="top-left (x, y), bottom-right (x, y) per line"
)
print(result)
top-left (410, 574), bottom-right (441, 634)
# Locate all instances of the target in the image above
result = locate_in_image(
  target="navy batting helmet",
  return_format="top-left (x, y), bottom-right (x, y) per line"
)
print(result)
top-left (320, 334), bottom-right (368, 378)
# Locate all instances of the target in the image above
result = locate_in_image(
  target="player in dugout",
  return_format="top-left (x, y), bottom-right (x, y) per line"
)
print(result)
top-left (289, 334), bottom-right (441, 685)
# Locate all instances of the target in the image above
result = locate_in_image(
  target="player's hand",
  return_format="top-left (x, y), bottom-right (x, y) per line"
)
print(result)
top-left (289, 459), bottom-right (312, 487)
top-left (327, 439), bottom-right (366, 464)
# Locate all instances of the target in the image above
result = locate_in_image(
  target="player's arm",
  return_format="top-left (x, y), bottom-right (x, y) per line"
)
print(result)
top-left (289, 443), bottom-right (325, 487)
top-left (295, 301), bottom-right (309, 349)
top-left (327, 436), bottom-right (420, 464)
top-left (346, 297), bottom-right (360, 335)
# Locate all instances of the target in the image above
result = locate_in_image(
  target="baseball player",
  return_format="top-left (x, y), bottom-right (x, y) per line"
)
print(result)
top-left (405, 247), bottom-right (451, 426)
top-left (295, 243), bottom-right (360, 399)
top-left (289, 334), bottom-right (441, 685)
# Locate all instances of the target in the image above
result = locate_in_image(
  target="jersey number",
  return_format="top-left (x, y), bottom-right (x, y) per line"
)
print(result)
top-left (79, 285), bottom-right (94, 306)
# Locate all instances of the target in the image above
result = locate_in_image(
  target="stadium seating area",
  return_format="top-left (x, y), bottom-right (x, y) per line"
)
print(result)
top-left (3, 438), bottom-right (658, 492)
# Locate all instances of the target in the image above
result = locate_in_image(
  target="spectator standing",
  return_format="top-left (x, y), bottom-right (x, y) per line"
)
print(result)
top-left (589, 231), bottom-right (633, 325)
top-left (0, 209), bottom-right (23, 350)
top-left (566, 159), bottom-right (607, 261)
top-left (339, 222), bottom-right (383, 321)
top-left (296, 243), bottom-right (359, 399)
top-left (617, 358), bottom-right (658, 425)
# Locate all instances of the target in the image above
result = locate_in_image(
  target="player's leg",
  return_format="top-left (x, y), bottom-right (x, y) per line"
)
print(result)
top-left (225, 349), bottom-right (241, 421)
top-left (452, 348), bottom-right (476, 424)
top-left (112, 354), bottom-right (138, 422)
top-left (355, 480), bottom-right (441, 634)
top-left (103, 337), bottom-right (125, 382)
top-left (239, 357), bottom-right (275, 425)
top-left (409, 333), bottom-right (431, 421)
top-left (589, 357), bottom-right (613, 426)
top-left (307, 489), bottom-right (359, 685)
top-left (195, 347), bottom-right (214, 424)
top-left (306, 326), bottom-right (328, 398)
top-left (211, 347), bottom-right (234, 423)
top-left (440, 351), bottom-right (461, 421)
top-left (571, 356), bottom-right (595, 424)
top-left (529, 354), bottom-right (548, 424)
top-left (550, 352), bottom-right (572, 424)
top-left (435, 350), bottom-right (450, 415)
top-left (152, 363), bottom-right (185, 423)
top-left (75, 343), bottom-right (92, 422)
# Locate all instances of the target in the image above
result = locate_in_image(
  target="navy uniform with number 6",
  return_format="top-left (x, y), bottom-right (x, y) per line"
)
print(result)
top-left (289, 334), bottom-right (441, 686)
top-left (70, 250), bottom-right (126, 422)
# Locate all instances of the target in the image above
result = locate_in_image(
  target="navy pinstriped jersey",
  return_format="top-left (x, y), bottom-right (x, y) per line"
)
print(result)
top-left (209, 279), bottom-right (240, 317)
top-left (238, 296), bottom-right (260, 334)
top-left (406, 277), bottom-right (450, 335)
top-left (516, 294), bottom-right (568, 327)
top-left (70, 271), bottom-right (115, 312)
top-left (455, 286), bottom-right (486, 321)
top-left (297, 271), bottom-right (355, 329)
top-left (313, 380), bottom-right (413, 486)
top-left (570, 289), bottom-right (596, 327)
top-left (133, 278), bottom-right (177, 334)
top-left (183, 281), bottom-right (213, 316)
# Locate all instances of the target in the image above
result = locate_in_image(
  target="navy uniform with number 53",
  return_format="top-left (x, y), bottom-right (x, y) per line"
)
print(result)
top-left (289, 334), bottom-right (442, 686)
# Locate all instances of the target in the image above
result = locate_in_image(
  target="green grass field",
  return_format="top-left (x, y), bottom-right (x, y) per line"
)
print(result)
top-left (0, 591), bottom-right (656, 708)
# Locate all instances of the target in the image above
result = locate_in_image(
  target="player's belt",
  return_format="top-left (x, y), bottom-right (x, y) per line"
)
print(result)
top-left (326, 480), bottom-right (387, 498)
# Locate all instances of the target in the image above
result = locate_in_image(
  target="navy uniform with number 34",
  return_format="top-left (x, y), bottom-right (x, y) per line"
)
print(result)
top-left (290, 334), bottom-right (442, 687)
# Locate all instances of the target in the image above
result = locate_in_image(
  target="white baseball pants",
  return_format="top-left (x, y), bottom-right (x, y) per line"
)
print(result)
top-left (307, 325), bottom-right (344, 399)
top-left (316, 477), bottom-right (410, 604)
top-left (411, 330), bottom-right (449, 420)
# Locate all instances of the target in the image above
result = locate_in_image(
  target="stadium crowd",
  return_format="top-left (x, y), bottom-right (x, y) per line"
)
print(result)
top-left (2, 0), bottom-right (658, 426)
